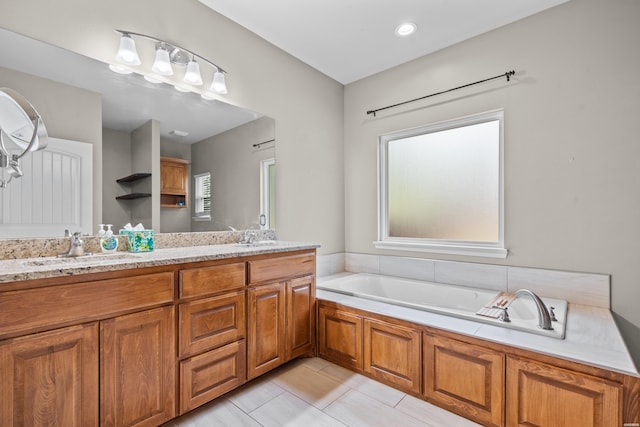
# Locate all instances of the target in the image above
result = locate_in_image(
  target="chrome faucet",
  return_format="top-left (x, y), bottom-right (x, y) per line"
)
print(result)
top-left (64, 231), bottom-right (85, 257)
top-left (239, 230), bottom-right (258, 245)
top-left (515, 289), bottom-right (553, 330)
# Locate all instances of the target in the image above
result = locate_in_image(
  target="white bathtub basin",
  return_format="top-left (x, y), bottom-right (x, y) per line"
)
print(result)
top-left (317, 273), bottom-right (567, 339)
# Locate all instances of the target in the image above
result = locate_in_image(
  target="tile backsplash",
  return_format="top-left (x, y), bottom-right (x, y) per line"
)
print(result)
top-left (317, 252), bottom-right (610, 309)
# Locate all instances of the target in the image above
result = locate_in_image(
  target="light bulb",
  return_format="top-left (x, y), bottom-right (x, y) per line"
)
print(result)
top-left (115, 34), bottom-right (141, 66)
top-left (210, 70), bottom-right (227, 94)
top-left (152, 46), bottom-right (173, 76)
top-left (184, 59), bottom-right (203, 85)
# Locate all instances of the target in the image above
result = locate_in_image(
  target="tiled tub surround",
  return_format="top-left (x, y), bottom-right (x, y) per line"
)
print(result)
top-left (0, 229), bottom-right (277, 260)
top-left (316, 252), bottom-right (638, 377)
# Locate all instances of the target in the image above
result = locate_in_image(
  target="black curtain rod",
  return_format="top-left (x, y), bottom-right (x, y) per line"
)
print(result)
top-left (252, 139), bottom-right (275, 148)
top-left (366, 70), bottom-right (515, 117)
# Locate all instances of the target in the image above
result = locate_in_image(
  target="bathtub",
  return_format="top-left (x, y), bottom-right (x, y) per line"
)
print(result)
top-left (317, 273), bottom-right (567, 339)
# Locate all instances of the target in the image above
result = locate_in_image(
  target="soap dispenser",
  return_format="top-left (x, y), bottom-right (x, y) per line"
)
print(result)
top-left (100, 224), bottom-right (118, 253)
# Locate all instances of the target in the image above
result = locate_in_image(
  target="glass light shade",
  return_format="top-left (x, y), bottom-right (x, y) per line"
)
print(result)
top-left (210, 71), bottom-right (227, 94)
top-left (115, 35), bottom-right (141, 66)
top-left (184, 60), bottom-right (203, 85)
top-left (152, 47), bottom-right (173, 76)
top-left (108, 63), bottom-right (133, 75)
top-left (174, 84), bottom-right (191, 93)
top-left (143, 74), bottom-right (163, 84)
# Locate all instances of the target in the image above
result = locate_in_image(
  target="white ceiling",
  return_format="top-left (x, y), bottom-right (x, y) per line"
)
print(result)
top-left (199, 0), bottom-right (569, 84)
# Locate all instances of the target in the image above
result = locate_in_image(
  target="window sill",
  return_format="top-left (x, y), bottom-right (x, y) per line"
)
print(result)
top-left (192, 215), bottom-right (211, 222)
top-left (373, 240), bottom-right (508, 258)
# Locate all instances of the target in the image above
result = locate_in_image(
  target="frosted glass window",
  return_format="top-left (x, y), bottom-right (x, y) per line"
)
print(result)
top-left (376, 110), bottom-right (506, 258)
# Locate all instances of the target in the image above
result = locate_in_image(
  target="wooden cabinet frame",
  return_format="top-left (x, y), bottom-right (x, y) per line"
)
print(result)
top-left (0, 249), bottom-right (317, 427)
top-left (317, 299), bottom-right (640, 427)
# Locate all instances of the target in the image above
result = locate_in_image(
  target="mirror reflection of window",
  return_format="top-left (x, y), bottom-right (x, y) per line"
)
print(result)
top-left (193, 172), bottom-right (211, 221)
top-left (260, 158), bottom-right (275, 229)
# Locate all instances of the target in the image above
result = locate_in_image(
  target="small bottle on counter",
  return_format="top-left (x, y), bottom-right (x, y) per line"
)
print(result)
top-left (100, 224), bottom-right (118, 253)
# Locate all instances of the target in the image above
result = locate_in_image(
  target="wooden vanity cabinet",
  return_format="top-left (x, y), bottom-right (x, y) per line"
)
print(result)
top-left (424, 333), bottom-right (504, 427)
top-left (177, 262), bottom-right (247, 413)
top-left (506, 355), bottom-right (622, 427)
top-left (0, 270), bottom-right (176, 427)
top-left (100, 306), bottom-right (176, 427)
top-left (0, 323), bottom-right (99, 426)
top-left (247, 252), bottom-right (316, 379)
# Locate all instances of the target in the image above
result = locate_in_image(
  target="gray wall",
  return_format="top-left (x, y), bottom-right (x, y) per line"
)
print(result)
top-left (343, 0), bottom-right (640, 364)
top-left (0, 0), bottom-right (345, 254)
top-left (191, 116), bottom-right (275, 231)
top-left (102, 128), bottom-right (132, 230)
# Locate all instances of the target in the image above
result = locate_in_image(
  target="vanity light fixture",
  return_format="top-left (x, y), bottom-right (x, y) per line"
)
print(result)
top-left (0, 88), bottom-right (48, 188)
top-left (151, 43), bottom-right (174, 76)
top-left (110, 29), bottom-right (228, 96)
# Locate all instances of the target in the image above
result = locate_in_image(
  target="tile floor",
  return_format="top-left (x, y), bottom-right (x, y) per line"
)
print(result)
top-left (163, 357), bottom-right (481, 427)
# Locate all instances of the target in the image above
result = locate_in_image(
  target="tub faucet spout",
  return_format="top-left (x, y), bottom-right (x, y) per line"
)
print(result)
top-left (515, 289), bottom-right (553, 330)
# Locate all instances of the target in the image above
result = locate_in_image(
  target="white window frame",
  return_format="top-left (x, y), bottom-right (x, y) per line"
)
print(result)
top-left (260, 157), bottom-right (275, 229)
top-left (192, 172), bottom-right (211, 221)
top-left (375, 109), bottom-right (507, 258)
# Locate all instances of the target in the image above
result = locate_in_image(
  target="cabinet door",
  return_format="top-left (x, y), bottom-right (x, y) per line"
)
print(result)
top-left (101, 306), bottom-right (176, 427)
top-left (160, 159), bottom-right (187, 195)
top-left (506, 355), bottom-right (622, 427)
top-left (318, 305), bottom-right (363, 370)
top-left (0, 323), bottom-right (99, 427)
top-left (286, 276), bottom-right (315, 360)
top-left (424, 333), bottom-right (504, 427)
top-left (364, 319), bottom-right (421, 394)
top-left (179, 290), bottom-right (245, 358)
top-left (247, 282), bottom-right (286, 379)
top-left (180, 340), bottom-right (246, 413)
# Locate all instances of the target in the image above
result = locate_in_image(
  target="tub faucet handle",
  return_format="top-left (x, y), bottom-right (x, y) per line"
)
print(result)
top-left (491, 306), bottom-right (510, 323)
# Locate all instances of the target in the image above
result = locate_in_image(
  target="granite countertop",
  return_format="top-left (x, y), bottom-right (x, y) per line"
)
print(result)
top-left (0, 241), bottom-right (319, 283)
top-left (317, 274), bottom-right (639, 378)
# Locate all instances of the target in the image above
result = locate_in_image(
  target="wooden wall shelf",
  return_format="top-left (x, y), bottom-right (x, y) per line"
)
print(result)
top-left (116, 173), bottom-right (151, 184)
top-left (116, 193), bottom-right (151, 200)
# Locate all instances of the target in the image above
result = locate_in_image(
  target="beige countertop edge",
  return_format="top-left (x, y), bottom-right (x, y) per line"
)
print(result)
top-left (0, 242), bottom-right (320, 283)
top-left (315, 286), bottom-right (639, 379)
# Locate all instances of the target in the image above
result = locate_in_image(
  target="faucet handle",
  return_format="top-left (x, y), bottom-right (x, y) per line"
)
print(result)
top-left (491, 306), bottom-right (510, 323)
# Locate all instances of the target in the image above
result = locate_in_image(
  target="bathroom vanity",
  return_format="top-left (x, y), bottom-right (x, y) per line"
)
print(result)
top-left (0, 242), bottom-right (317, 427)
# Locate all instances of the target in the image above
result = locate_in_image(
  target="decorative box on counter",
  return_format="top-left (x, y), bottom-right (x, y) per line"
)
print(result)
top-left (119, 229), bottom-right (154, 252)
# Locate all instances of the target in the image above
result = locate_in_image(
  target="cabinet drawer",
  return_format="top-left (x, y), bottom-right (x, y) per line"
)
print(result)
top-left (179, 290), bottom-right (245, 357)
top-left (180, 262), bottom-right (245, 298)
top-left (0, 272), bottom-right (174, 339)
top-left (180, 340), bottom-right (246, 413)
top-left (248, 253), bottom-right (315, 284)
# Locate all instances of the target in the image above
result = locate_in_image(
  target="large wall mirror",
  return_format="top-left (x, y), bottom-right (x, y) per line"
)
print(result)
top-left (0, 27), bottom-right (275, 238)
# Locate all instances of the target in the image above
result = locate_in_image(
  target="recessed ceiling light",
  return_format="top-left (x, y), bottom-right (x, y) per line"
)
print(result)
top-left (395, 22), bottom-right (417, 37)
